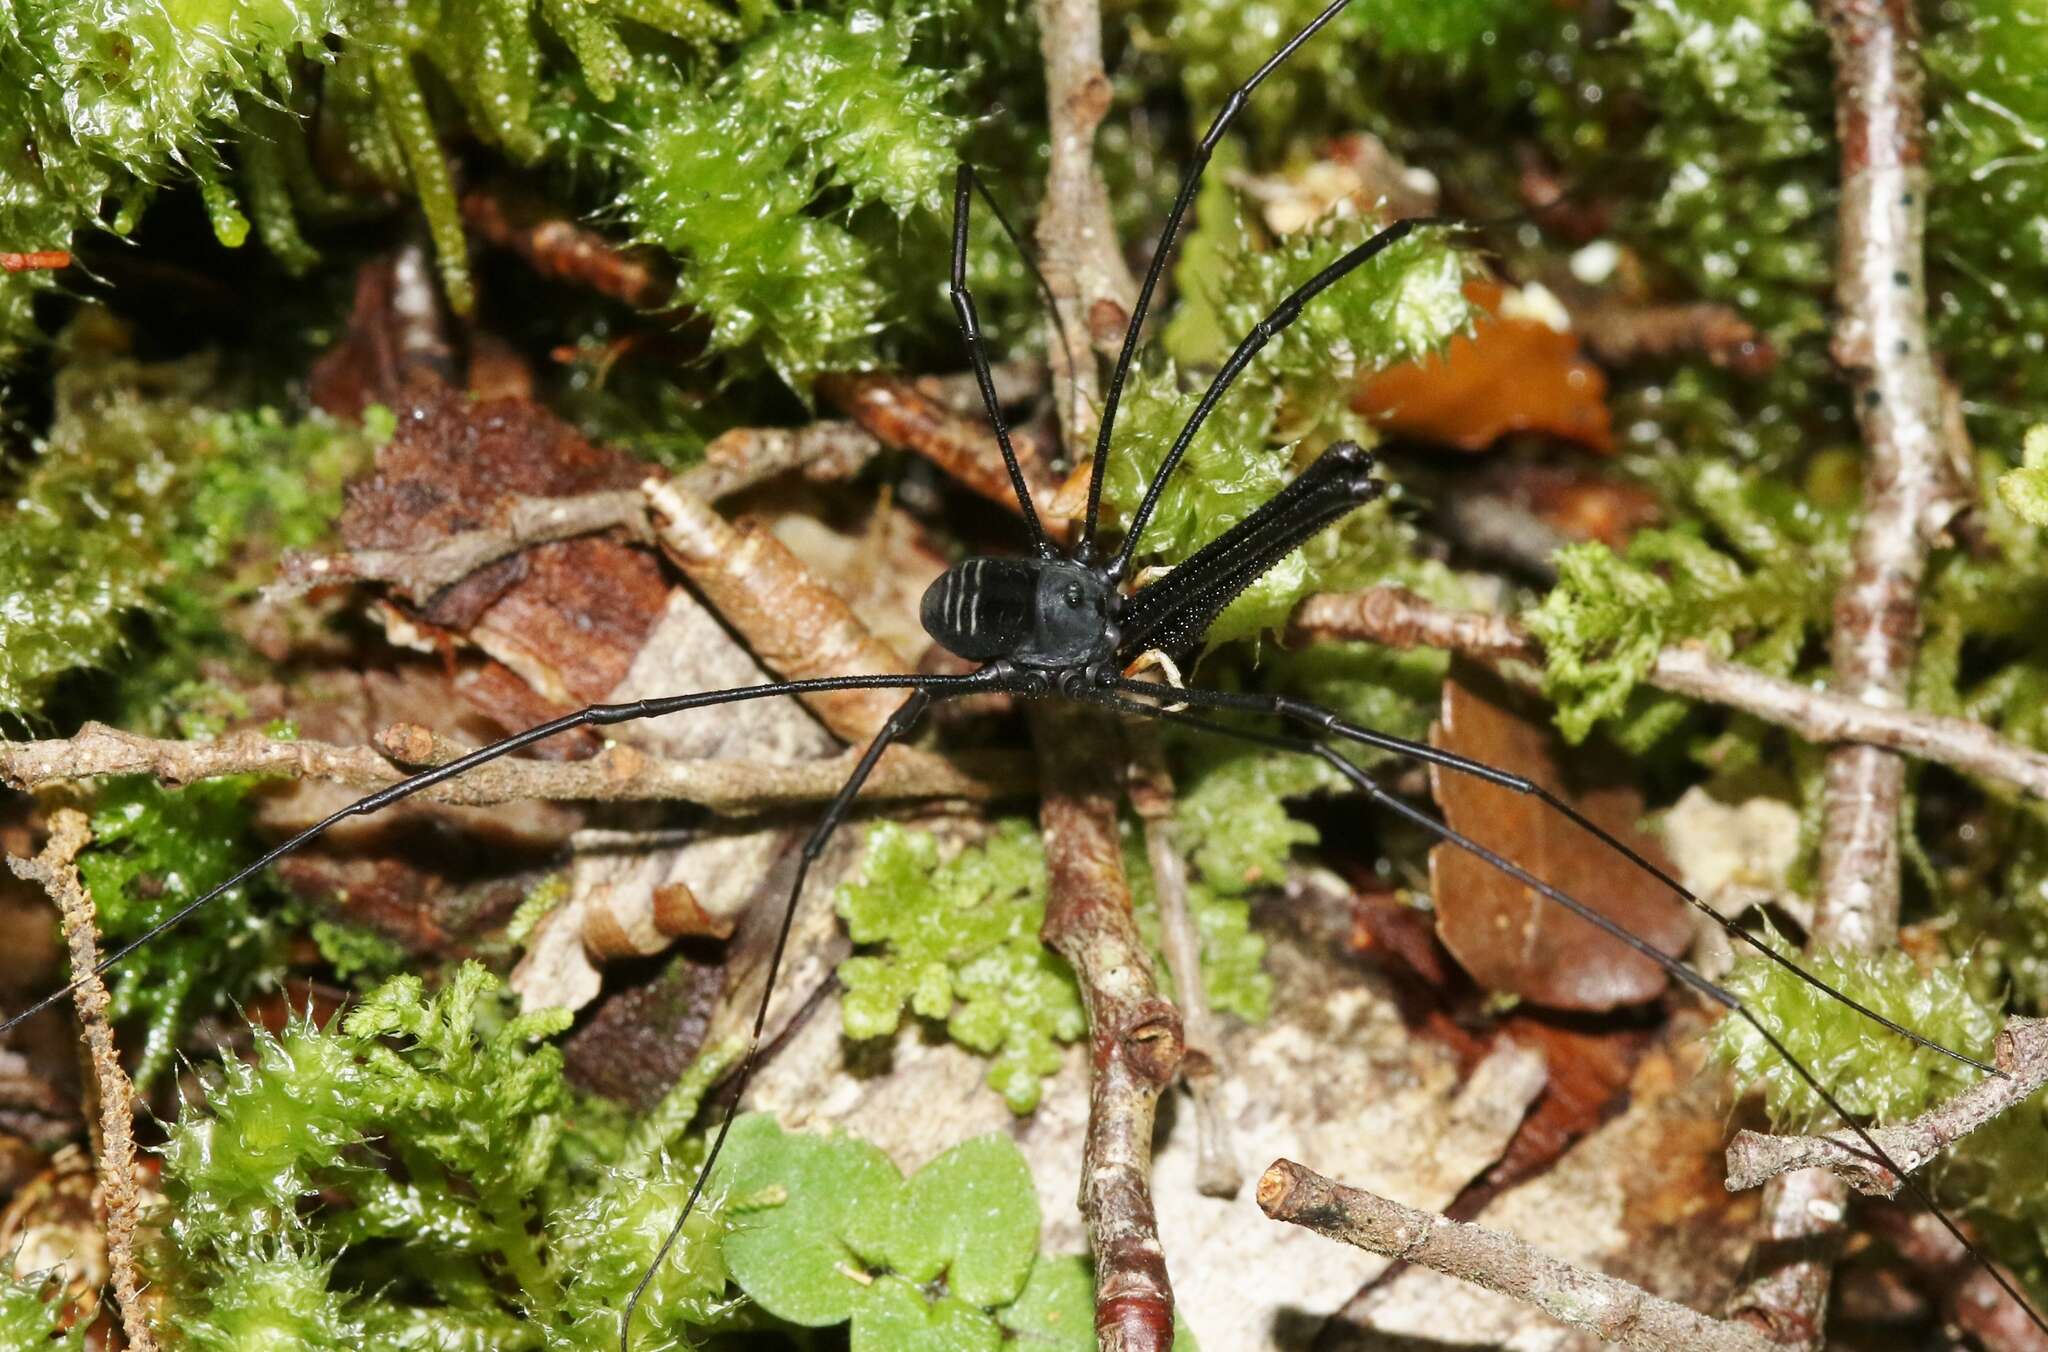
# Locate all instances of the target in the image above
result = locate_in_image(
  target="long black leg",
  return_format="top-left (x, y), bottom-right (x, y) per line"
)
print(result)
top-left (0, 672), bottom-right (994, 1037)
top-left (620, 687), bottom-right (938, 1349)
top-left (1111, 676), bottom-right (1999, 1076)
top-left (1077, 0), bottom-right (1356, 564)
top-left (1090, 691), bottom-right (2048, 1338)
top-left (1104, 217), bottom-right (1424, 584)
top-left (961, 163), bottom-right (1081, 432)
top-left (951, 164), bottom-right (1056, 560)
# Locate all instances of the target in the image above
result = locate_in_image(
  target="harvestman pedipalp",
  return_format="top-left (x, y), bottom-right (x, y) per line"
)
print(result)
top-left (5, 0), bottom-right (2041, 1345)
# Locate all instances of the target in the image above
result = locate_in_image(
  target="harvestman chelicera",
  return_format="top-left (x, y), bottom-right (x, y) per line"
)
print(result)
top-left (5, 0), bottom-right (2041, 1346)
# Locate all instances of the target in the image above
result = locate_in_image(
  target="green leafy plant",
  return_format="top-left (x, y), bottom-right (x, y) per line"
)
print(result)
top-left (1525, 461), bottom-right (1850, 747)
top-left (0, 1271), bottom-right (82, 1350)
top-left (159, 963), bottom-right (734, 1349)
top-left (714, 1114), bottom-right (1198, 1351)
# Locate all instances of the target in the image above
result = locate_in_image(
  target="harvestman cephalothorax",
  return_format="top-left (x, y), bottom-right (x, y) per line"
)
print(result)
top-left (5, 0), bottom-right (2042, 1345)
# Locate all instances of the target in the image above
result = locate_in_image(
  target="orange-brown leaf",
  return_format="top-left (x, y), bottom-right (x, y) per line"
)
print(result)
top-left (1356, 280), bottom-right (1613, 453)
top-left (1427, 665), bottom-right (1688, 1011)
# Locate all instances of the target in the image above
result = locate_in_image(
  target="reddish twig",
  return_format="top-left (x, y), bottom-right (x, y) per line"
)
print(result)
top-left (7, 811), bottom-right (158, 1352)
top-left (818, 372), bottom-right (1069, 529)
top-left (1034, 702), bottom-right (1184, 1352)
top-left (460, 184), bottom-right (672, 309)
top-left (1256, 1160), bottom-right (1781, 1352)
top-left (1286, 588), bottom-right (2048, 799)
top-left (1572, 299), bottom-right (1776, 376)
top-left (1, 251), bottom-right (71, 273)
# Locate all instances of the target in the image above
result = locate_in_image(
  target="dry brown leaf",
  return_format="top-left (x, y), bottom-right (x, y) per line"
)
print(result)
top-left (1357, 279), bottom-right (1613, 453)
top-left (1427, 664), bottom-right (1689, 1011)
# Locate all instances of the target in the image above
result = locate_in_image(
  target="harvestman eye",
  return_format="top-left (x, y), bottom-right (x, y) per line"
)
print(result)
top-left (6, 0), bottom-right (2038, 1347)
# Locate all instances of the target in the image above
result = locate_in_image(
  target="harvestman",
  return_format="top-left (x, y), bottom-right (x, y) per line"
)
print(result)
top-left (5, 0), bottom-right (2041, 1346)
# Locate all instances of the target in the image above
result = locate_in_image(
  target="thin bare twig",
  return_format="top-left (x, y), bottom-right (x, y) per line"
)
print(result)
top-left (1287, 587), bottom-right (2048, 800)
top-left (274, 488), bottom-right (653, 603)
top-left (1034, 702), bottom-right (1184, 1352)
top-left (683, 361), bottom-right (1048, 503)
top-left (0, 720), bottom-right (1029, 811)
top-left (1256, 1160), bottom-right (1780, 1352)
top-left (7, 811), bottom-right (158, 1352)
top-left (1741, 2), bottom-right (1962, 1337)
top-left (1034, 0), bottom-right (1137, 445)
top-left (1571, 299), bottom-right (1776, 376)
top-left (1726, 1018), bottom-right (2048, 1196)
top-left (1126, 728), bottom-right (1241, 1199)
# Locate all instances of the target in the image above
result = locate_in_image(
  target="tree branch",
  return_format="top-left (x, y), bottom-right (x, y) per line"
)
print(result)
top-left (7, 811), bottom-right (158, 1352)
top-left (1034, 702), bottom-right (1184, 1352)
top-left (0, 720), bottom-right (1029, 812)
top-left (1256, 1159), bottom-right (1780, 1352)
top-left (1287, 587), bottom-right (2048, 800)
top-left (1741, 1), bottom-right (1960, 1336)
top-left (1726, 1018), bottom-right (2048, 1196)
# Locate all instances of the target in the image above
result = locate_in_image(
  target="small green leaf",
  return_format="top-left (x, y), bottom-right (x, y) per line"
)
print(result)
top-left (884, 1133), bottom-right (1040, 1306)
top-left (716, 1113), bottom-right (904, 1327)
top-left (849, 1275), bottom-right (1002, 1352)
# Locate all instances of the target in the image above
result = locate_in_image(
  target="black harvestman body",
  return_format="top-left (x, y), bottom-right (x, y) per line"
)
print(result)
top-left (5, 0), bottom-right (2043, 1346)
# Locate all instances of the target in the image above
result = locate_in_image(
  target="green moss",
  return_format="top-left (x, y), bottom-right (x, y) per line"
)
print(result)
top-left (0, 1270), bottom-right (83, 1350)
top-left (1709, 944), bottom-right (1998, 1127)
top-left (610, 9), bottom-right (968, 386)
top-left (836, 802), bottom-right (1292, 1109)
top-left (0, 323), bottom-right (376, 724)
top-left (837, 821), bottom-right (1082, 1113)
top-left (1525, 461), bottom-right (1848, 747)
top-left (1999, 426), bottom-right (2048, 527)
top-left (159, 964), bottom-right (738, 1348)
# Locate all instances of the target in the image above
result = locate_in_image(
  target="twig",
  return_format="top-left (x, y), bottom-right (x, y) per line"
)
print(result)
top-left (817, 372), bottom-right (1069, 527)
top-left (1741, 2), bottom-right (1962, 1337)
top-left (1812, 0), bottom-right (1958, 963)
top-left (1571, 299), bottom-right (1776, 376)
top-left (0, 720), bottom-right (1029, 811)
top-left (274, 488), bottom-right (652, 602)
top-left (1033, 0), bottom-right (1137, 444)
top-left (1126, 728), bottom-right (1242, 1199)
top-left (279, 363), bottom-right (1051, 600)
top-left (1256, 1160), bottom-right (1780, 1352)
top-left (460, 184), bottom-right (672, 309)
top-left (1725, 1018), bottom-right (2048, 1196)
top-left (1286, 587), bottom-right (2048, 800)
top-left (642, 477), bottom-right (910, 741)
top-left (1034, 702), bottom-right (1184, 1352)
top-left (1, 251), bottom-right (70, 273)
top-left (7, 811), bottom-right (158, 1352)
